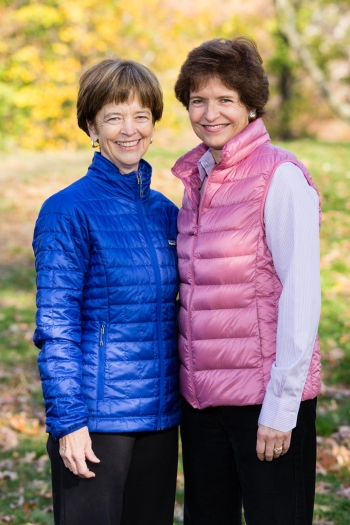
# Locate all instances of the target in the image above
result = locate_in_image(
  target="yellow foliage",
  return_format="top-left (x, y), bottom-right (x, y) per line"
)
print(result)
top-left (10, 4), bottom-right (63, 26)
top-left (0, 0), bottom-right (274, 149)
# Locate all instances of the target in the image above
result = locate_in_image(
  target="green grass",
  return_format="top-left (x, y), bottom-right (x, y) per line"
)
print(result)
top-left (0, 139), bottom-right (350, 523)
top-left (0, 436), bottom-right (52, 525)
top-left (316, 398), bottom-right (350, 437)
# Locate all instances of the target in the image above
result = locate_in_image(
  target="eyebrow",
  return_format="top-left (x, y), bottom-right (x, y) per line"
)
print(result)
top-left (189, 94), bottom-right (236, 100)
top-left (103, 112), bottom-right (122, 118)
top-left (103, 109), bottom-right (151, 118)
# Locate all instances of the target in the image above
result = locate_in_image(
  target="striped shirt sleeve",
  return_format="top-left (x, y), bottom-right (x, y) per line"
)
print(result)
top-left (258, 162), bottom-right (321, 432)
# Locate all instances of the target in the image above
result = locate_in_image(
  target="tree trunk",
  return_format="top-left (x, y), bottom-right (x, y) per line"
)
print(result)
top-left (274, 0), bottom-right (350, 122)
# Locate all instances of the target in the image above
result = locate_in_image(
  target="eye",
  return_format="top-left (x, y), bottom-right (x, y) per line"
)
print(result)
top-left (220, 98), bottom-right (233, 104)
top-left (190, 98), bottom-right (204, 107)
top-left (107, 116), bottom-right (120, 123)
top-left (135, 115), bottom-right (149, 122)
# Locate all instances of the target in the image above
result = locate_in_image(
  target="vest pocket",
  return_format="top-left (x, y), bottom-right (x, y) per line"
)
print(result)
top-left (97, 323), bottom-right (106, 400)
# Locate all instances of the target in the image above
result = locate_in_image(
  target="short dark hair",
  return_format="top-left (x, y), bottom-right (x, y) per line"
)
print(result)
top-left (174, 36), bottom-right (269, 119)
top-left (77, 59), bottom-right (163, 136)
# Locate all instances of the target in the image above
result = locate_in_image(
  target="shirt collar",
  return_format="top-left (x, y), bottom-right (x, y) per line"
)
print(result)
top-left (198, 148), bottom-right (216, 181)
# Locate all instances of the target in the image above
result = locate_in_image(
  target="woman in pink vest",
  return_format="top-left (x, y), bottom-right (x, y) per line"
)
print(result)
top-left (172, 36), bottom-right (321, 525)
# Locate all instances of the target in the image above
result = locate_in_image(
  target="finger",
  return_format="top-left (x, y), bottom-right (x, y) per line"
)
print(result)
top-left (74, 456), bottom-right (96, 478)
top-left (85, 445), bottom-right (100, 464)
top-left (78, 468), bottom-right (96, 479)
top-left (281, 436), bottom-right (291, 455)
top-left (61, 449), bottom-right (95, 478)
top-left (59, 450), bottom-right (78, 474)
top-left (61, 456), bottom-right (75, 473)
top-left (264, 444), bottom-right (274, 462)
top-left (256, 437), bottom-right (266, 462)
top-left (273, 443), bottom-right (283, 458)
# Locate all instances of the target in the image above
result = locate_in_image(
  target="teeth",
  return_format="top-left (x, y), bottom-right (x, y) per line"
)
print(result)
top-left (204, 125), bottom-right (226, 130)
top-left (116, 140), bottom-right (139, 147)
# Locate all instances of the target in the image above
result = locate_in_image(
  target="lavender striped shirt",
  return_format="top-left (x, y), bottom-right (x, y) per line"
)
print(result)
top-left (198, 150), bottom-right (321, 432)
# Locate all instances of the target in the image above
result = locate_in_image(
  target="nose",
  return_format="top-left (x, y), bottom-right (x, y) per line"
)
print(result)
top-left (204, 101), bottom-right (219, 122)
top-left (120, 118), bottom-right (137, 136)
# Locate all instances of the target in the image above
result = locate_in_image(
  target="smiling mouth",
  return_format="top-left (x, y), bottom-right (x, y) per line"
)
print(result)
top-left (116, 140), bottom-right (140, 147)
top-left (202, 124), bottom-right (228, 131)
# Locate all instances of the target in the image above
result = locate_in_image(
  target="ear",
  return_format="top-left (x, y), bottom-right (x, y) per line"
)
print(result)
top-left (87, 120), bottom-right (97, 138)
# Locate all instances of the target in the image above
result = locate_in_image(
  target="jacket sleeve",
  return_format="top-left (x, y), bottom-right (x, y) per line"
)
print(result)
top-left (33, 194), bottom-right (90, 440)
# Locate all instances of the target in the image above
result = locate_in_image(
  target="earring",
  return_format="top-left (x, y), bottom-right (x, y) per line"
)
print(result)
top-left (150, 137), bottom-right (153, 144)
top-left (91, 138), bottom-right (99, 148)
top-left (249, 110), bottom-right (256, 120)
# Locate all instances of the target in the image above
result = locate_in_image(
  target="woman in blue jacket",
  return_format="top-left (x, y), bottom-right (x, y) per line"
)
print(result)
top-left (33, 59), bottom-right (181, 525)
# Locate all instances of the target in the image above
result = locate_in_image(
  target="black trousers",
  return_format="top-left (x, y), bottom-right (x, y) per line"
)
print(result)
top-left (181, 398), bottom-right (317, 525)
top-left (47, 427), bottom-right (178, 525)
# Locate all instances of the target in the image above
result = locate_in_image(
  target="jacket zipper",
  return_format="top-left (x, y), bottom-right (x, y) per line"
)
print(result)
top-left (97, 323), bottom-right (106, 399)
top-left (136, 171), bottom-right (164, 430)
top-left (137, 171), bottom-right (144, 198)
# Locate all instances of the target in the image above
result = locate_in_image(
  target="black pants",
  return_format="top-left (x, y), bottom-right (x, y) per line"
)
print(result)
top-left (181, 399), bottom-right (317, 525)
top-left (47, 427), bottom-right (178, 525)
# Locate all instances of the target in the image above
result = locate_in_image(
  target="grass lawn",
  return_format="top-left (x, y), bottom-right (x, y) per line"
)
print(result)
top-left (0, 139), bottom-right (349, 524)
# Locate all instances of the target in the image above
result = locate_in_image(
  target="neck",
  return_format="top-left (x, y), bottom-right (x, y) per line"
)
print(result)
top-left (210, 148), bottom-right (221, 164)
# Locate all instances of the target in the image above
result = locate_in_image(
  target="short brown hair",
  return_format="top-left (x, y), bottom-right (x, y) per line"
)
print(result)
top-left (174, 37), bottom-right (269, 119)
top-left (77, 59), bottom-right (163, 136)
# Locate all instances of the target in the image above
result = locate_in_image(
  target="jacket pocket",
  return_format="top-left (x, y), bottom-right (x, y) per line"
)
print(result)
top-left (97, 323), bottom-right (106, 400)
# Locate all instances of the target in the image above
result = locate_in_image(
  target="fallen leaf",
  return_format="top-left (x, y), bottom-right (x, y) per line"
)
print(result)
top-left (174, 502), bottom-right (184, 521)
top-left (22, 452), bottom-right (36, 463)
top-left (316, 482), bottom-right (333, 494)
top-left (0, 470), bottom-right (18, 481)
top-left (337, 486), bottom-right (350, 499)
top-left (0, 427), bottom-right (19, 451)
top-left (9, 413), bottom-right (39, 436)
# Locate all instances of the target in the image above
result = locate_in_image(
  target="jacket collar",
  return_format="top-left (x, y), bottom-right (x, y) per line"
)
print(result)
top-left (87, 152), bottom-right (152, 200)
top-left (171, 119), bottom-right (270, 186)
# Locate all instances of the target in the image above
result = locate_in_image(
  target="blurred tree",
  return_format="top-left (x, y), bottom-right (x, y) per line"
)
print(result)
top-left (267, 29), bottom-right (297, 139)
top-left (0, 0), bottom-right (265, 149)
top-left (1, 0), bottom-right (349, 148)
top-left (274, 0), bottom-right (350, 123)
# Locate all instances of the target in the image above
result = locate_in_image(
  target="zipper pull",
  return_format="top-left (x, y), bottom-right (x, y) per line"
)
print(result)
top-left (137, 172), bottom-right (144, 198)
top-left (99, 325), bottom-right (105, 346)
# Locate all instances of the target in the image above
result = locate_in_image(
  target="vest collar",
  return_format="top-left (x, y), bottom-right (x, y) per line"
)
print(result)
top-left (87, 152), bottom-right (152, 200)
top-left (172, 119), bottom-right (270, 184)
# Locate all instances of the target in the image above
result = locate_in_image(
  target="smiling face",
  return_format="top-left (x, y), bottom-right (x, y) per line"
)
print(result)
top-left (188, 78), bottom-right (251, 163)
top-left (88, 97), bottom-right (154, 174)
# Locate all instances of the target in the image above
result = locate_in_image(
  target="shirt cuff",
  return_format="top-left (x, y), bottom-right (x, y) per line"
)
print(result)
top-left (258, 387), bottom-right (301, 432)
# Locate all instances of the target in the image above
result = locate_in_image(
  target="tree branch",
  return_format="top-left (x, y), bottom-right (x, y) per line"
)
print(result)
top-left (274, 0), bottom-right (350, 122)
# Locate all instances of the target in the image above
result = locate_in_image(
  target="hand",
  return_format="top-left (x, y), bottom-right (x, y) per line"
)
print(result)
top-left (256, 424), bottom-right (292, 462)
top-left (59, 426), bottom-right (100, 478)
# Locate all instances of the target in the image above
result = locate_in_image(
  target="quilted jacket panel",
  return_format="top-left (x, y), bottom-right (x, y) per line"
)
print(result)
top-left (33, 152), bottom-right (181, 439)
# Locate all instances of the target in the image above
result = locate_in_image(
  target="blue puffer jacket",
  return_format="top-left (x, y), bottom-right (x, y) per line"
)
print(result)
top-left (33, 152), bottom-right (181, 440)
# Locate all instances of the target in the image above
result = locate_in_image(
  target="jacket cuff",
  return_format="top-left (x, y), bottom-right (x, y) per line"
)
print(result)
top-left (49, 419), bottom-right (88, 441)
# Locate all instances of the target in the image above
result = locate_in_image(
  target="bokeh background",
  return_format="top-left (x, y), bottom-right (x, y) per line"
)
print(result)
top-left (0, 1), bottom-right (350, 523)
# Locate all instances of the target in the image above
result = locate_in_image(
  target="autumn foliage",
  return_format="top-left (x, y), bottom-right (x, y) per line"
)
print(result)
top-left (0, 0), bottom-right (270, 149)
top-left (1, 0), bottom-right (350, 147)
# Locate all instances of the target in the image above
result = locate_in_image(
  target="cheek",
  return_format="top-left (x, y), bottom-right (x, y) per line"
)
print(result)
top-left (144, 124), bottom-right (154, 139)
top-left (188, 108), bottom-right (200, 126)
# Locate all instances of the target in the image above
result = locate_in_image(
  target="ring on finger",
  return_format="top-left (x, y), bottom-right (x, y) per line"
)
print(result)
top-left (273, 446), bottom-right (283, 454)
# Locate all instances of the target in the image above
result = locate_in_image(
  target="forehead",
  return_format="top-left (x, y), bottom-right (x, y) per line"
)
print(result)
top-left (98, 97), bottom-right (152, 115)
top-left (190, 78), bottom-right (239, 99)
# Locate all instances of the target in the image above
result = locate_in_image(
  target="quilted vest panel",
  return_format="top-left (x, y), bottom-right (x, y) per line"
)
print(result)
top-left (173, 120), bottom-right (322, 409)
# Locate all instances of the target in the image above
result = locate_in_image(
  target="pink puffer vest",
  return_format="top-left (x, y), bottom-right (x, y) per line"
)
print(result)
top-left (172, 119), bottom-right (322, 409)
